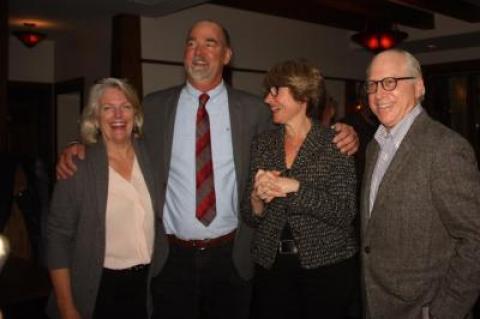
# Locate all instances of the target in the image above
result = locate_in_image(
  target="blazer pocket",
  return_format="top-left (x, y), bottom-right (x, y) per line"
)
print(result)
top-left (387, 276), bottom-right (430, 302)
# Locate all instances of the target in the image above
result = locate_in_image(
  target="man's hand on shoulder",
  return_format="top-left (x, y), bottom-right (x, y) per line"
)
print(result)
top-left (332, 122), bottom-right (359, 156)
top-left (56, 143), bottom-right (86, 180)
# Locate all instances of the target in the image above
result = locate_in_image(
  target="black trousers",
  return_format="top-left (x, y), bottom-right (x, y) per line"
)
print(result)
top-left (150, 241), bottom-right (252, 319)
top-left (93, 266), bottom-right (149, 319)
top-left (253, 254), bottom-right (358, 319)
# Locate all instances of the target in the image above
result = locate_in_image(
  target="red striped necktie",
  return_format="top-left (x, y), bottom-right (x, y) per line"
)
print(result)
top-left (195, 93), bottom-right (216, 226)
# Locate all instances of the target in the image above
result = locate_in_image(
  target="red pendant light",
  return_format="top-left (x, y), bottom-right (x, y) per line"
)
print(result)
top-left (13, 23), bottom-right (46, 48)
top-left (351, 22), bottom-right (408, 53)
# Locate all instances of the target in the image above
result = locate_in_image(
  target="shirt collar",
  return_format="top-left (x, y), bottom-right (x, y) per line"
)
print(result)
top-left (374, 104), bottom-right (423, 149)
top-left (184, 80), bottom-right (226, 101)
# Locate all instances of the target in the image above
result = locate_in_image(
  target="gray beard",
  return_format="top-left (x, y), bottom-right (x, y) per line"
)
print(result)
top-left (186, 67), bottom-right (213, 82)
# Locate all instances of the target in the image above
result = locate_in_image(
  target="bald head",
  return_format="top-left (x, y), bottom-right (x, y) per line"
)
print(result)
top-left (367, 49), bottom-right (422, 80)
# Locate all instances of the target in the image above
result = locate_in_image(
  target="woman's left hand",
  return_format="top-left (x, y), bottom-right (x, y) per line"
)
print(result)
top-left (255, 170), bottom-right (299, 203)
top-left (270, 176), bottom-right (300, 195)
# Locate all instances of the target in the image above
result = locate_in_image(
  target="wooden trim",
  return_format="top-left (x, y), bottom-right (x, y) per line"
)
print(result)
top-left (55, 78), bottom-right (85, 97)
top-left (423, 59), bottom-right (480, 77)
top-left (0, 0), bottom-right (8, 152)
top-left (141, 58), bottom-right (362, 82)
top-left (111, 14), bottom-right (142, 96)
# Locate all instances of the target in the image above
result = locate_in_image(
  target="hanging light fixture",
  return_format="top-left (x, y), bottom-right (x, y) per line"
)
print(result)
top-left (351, 21), bottom-right (408, 53)
top-left (12, 23), bottom-right (47, 48)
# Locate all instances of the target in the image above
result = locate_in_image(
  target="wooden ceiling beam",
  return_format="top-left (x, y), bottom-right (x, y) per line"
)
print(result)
top-left (395, 0), bottom-right (480, 23)
top-left (314, 0), bottom-right (434, 29)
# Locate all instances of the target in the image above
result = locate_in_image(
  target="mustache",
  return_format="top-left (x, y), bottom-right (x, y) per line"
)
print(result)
top-left (192, 56), bottom-right (207, 64)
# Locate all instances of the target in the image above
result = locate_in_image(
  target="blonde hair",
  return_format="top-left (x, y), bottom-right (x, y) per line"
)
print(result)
top-left (80, 78), bottom-right (143, 144)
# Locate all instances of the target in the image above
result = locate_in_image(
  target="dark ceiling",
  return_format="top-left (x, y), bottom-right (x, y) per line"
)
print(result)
top-left (212, 0), bottom-right (480, 31)
top-left (211, 0), bottom-right (480, 53)
top-left (8, 0), bottom-right (480, 53)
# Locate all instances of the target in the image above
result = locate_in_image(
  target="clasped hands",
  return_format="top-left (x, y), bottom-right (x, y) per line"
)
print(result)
top-left (252, 169), bottom-right (299, 204)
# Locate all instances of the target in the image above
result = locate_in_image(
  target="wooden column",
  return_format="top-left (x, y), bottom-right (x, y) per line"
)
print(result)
top-left (0, 0), bottom-right (8, 152)
top-left (111, 14), bottom-right (143, 96)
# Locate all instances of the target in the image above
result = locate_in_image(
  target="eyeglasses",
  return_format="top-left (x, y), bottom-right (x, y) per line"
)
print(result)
top-left (365, 77), bottom-right (415, 94)
top-left (265, 86), bottom-right (279, 98)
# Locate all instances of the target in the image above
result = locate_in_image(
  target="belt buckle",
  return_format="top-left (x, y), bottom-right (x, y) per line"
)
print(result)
top-left (278, 240), bottom-right (298, 255)
top-left (194, 240), bottom-right (208, 251)
top-left (130, 264), bottom-right (148, 271)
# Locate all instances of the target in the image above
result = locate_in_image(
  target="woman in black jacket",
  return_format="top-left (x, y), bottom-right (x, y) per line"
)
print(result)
top-left (242, 59), bottom-right (358, 319)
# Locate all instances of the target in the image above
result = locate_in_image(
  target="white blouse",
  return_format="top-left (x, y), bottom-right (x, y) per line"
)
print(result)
top-left (103, 157), bottom-right (154, 269)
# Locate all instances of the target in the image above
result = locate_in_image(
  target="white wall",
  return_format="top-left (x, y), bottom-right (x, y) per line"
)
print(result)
top-left (9, 15), bottom-right (110, 89)
top-left (403, 13), bottom-right (480, 65)
top-left (141, 3), bottom-right (372, 100)
top-left (8, 36), bottom-right (54, 83)
top-left (403, 14), bottom-right (480, 41)
top-left (55, 16), bottom-right (112, 91)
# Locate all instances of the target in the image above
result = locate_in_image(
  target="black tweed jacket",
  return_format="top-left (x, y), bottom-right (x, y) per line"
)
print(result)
top-left (241, 120), bottom-right (358, 269)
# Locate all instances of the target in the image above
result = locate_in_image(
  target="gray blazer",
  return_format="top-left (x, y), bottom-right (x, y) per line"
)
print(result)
top-left (361, 111), bottom-right (480, 319)
top-left (241, 121), bottom-right (358, 269)
top-left (142, 84), bottom-right (272, 280)
top-left (44, 139), bottom-right (164, 318)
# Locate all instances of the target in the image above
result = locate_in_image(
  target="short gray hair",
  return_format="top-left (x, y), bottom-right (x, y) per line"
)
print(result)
top-left (80, 78), bottom-right (143, 144)
top-left (366, 49), bottom-right (423, 79)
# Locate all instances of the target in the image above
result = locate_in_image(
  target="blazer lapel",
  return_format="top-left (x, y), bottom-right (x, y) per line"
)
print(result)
top-left (368, 112), bottom-right (427, 223)
top-left (88, 142), bottom-right (109, 232)
top-left (295, 121), bottom-right (323, 165)
top-left (133, 139), bottom-right (157, 212)
top-left (362, 140), bottom-right (379, 234)
top-left (227, 87), bottom-right (247, 196)
top-left (161, 87), bottom-right (182, 179)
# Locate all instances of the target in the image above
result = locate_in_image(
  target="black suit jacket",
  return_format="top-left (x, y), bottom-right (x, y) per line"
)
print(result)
top-left (143, 84), bottom-right (272, 280)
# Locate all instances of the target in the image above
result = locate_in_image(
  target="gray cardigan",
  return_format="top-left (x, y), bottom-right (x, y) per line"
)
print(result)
top-left (241, 120), bottom-right (358, 269)
top-left (44, 139), bottom-right (165, 318)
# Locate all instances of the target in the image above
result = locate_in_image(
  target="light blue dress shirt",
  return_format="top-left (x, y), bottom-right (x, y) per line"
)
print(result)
top-left (163, 81), bottom-right (238, 240)
top-left (369, 104), bottom-right (422, 215)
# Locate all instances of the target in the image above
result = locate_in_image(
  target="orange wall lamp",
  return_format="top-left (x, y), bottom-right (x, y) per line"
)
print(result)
top-left (12, 23), bottom-right (46, 48)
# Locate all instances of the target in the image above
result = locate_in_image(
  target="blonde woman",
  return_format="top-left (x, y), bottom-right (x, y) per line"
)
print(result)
top-left (45, 78), bottom-right (164, 319)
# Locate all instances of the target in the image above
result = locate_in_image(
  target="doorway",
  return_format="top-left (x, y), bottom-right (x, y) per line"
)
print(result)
top-left (424, 62), bottom-right (480, 165)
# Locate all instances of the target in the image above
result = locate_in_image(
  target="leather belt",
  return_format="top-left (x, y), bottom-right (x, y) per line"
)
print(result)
top-left (167, 230), bottom-right (236, 250)
top-left (105, 264), bottom-right (150, 272)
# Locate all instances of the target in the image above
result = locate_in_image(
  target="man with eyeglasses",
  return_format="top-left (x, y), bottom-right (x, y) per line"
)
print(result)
top-left (360, 49), bottom-right (480, 319)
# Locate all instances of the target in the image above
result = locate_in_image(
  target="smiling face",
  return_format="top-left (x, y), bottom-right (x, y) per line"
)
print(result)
top-left (184, 21), bottom-right (232, 91)
top-left (98, 87), bottom-right (134, 147)
top-left (367, 51), bottom-right (425, 130)
top-left (264, 87), bottom-right (308, 125)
